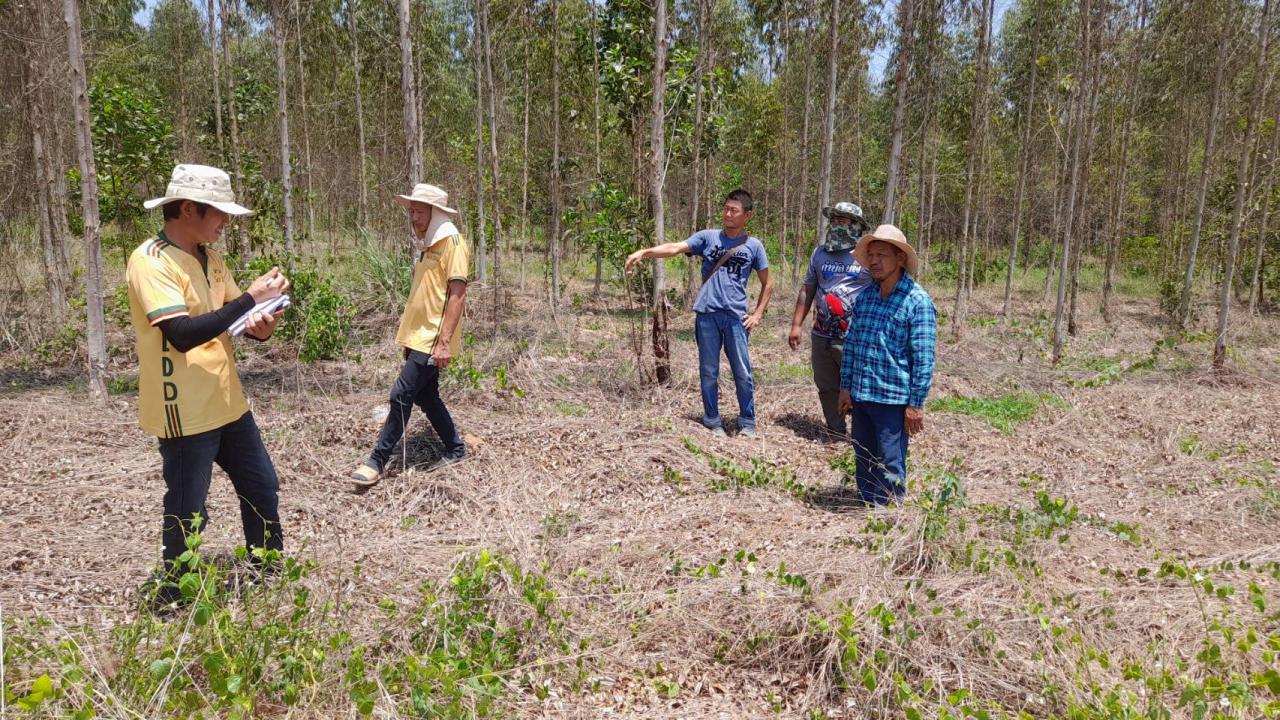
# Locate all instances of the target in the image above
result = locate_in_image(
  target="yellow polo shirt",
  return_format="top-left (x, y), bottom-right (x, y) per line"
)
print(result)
top-left (126, 232), bottom-right (249, 438)
top-left (395, 233), bottom-right (470, 355)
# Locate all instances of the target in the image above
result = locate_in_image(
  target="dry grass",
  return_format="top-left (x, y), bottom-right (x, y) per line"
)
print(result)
top-left (1, 275), bottom-right (1278, 718)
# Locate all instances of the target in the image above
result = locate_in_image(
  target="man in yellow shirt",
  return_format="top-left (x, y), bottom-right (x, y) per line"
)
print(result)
top-left (351, 184), bottom-right (470, 488)
top-left (127, 164), bottom-right (291, 607)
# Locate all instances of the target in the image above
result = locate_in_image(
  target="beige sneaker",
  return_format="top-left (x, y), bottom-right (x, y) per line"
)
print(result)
top-left (350, 463), bottom-right (381, 490)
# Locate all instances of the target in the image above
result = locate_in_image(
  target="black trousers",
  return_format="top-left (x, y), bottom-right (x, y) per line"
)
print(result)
top-left (158, 411), bottom-right (283, 567)
top-left (367, 349), bottom-right (463, 472)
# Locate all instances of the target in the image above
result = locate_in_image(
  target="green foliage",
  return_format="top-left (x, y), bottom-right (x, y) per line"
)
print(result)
top-left (2, 540), bottom-right (578, 719)
top-left (376, 550), bottom-right (576, 719)
top-left (32, 323), bottom-right (84, 365)
top-left (1122, 235), bottom-right (1164, 278)
top-left (919, 466), bottom-right (966, 543)
top-left (82, 81), bottom-right (175, 232)
top-left (357, 237), bottom-right (412, 305)
top-left (929, 392), bottom-right (1063, 432)
top-left (683, 437), bottom-right (811, 497)
top-left (246, 256), bottom-right (352, 362)
top-left (565, 181), bottom-right (650, 298)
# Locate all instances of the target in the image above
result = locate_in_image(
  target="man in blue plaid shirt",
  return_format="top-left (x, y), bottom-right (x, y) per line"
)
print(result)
top-left (838, 224), bottom-right (936, 506)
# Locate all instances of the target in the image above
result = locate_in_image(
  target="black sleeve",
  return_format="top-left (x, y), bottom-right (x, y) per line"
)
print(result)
top-left (157, 293), bottom-right (255, 352)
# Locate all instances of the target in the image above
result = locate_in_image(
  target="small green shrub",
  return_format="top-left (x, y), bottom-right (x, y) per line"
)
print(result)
top-left (246, 257), bottom-right (352, 362)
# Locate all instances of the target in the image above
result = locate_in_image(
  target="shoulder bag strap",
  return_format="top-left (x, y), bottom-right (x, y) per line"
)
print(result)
top-left (701, 242), bottom-right (745, 284)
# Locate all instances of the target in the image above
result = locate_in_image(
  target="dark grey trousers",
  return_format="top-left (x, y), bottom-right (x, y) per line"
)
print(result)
top-left (811, 334), bottom-right (847, 435)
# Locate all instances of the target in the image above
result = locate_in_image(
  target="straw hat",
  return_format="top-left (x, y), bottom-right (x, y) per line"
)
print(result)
top-left (143, 164), bottom-right (253, 216)
top-left (854, 224), bottom-right (918, 275)
top-left (395, 183), bottom-right (458, 214)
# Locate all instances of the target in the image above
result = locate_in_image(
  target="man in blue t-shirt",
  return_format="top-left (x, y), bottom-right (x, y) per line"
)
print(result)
top-left (788, 202), bottom-right (874, 438)
top-left (625, 189), bottom-right (772, 436)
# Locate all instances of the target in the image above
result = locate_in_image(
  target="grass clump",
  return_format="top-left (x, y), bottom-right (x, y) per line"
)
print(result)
top-left (929, 391), bottom-right (1063, 432)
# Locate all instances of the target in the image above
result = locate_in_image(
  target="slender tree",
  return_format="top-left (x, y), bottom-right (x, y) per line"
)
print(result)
top-left (1180, 36), bottom-right (1230, 329)
top-left (550, 0), bottom-right (562, 305)
top-left (472, 2), bottom-right (488, 285)
top-left (952, 0), bottom-right (993, 338)
top-left (650, 0), bottom-right (671, 386)
top-left (1248, 106), bottom-right (1280, 315)
top-left (816, 0), bottom-right (840, 241)
top-left (1052, 0), bottom-right (1093, 364)
top-left (272, 0), bottom-right (295, 254)
top-left (686, 0), bottom-right (712, 306)
top-left (348, 0), bottom-right (369, 229)
top-left (293, 0), bottom-right (315, 241)
top-left (481, 0), bottom-right (503, 299)
top-left (208, 0), bottom-right (224, 157)
top-left (1003, 29), bottom-right (1038, 320)
top-left (64, 0), bottom-right (108, 399)
top-left (399, 0), bottom-right (421, 185)
top-left (883, 0), bottom-right (916, 223)
top-left (1215, 0), bottom-right (1273, 367)
top-left (519, 1), bottom-right (531, 291)
top-left (1101, 0), bottom-right (1148, 325)
top-left (223, 0), bottom-right (249, 257)
top-left (795, 0), bottom-right (817, 282)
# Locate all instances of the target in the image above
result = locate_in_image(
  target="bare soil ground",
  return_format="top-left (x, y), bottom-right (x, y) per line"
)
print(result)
top-left (2, 280), bottom-right (1278, 718)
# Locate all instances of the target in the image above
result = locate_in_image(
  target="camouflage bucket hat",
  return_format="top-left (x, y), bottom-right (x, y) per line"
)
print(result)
top-left (821, 201), bottom-right (870, 230)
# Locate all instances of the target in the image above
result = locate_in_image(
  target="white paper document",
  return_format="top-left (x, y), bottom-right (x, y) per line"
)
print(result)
top-left (230, 295), bottom-right (291, 337)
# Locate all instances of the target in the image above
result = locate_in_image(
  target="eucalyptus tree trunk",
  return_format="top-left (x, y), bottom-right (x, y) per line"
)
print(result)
top-left (1068, 53), bottom-right (1102, 337)
top-left (22, 39), bottom-right (69, 322)
top-left (398, 0), bottom-right (421, 185)
top-left (1215, 0), bottom-right (1272, 368)
top-left (30, 111), bottom-right (68, 322)
top-left (272, 1), bottom-right (295, 254)
top-left (519, 2), bottom-right (530, 292)
top-left (348, 0), bottom-right (369, 229)
top-left (952, 0), bottom-right (993, 338)
top-left (175, 8), bottom-right (190, 157)
top-left (1101, 0), bottom-right (1147, 325)
top-left (208, 0), bottom-right (224, 157)
top-left (650, 0), bottom-right (671, 386)
top-left (795, 0), bottom-right (816, 282)
top-left (882, 0), bottom-right (915, 223)
top-left (816, 0), bottom-right (840, 241)
top-left (686, 0), bottom-right (711, 307)
top-left (222, 0), bottom-right (248, 257)
top-left (1248, 107), bottom-right (1280, 315)
top-left (471, 4), bottom-right (487, 285)
top-left (550, 0), bottom-right (562, 306)
top-left (1003, 35), bottom-right (1037, 321)
top-left (481, 0), bottom-right (503, 299)
top-left (591, 0), bottom-right (604, 296)
top-left (64, 0), bottom-right (107, 400)
top-left (293, 0), bottom-right (315, 242)
top-left (1052, 0), bottom-right (1092, 365)
top-left (1180, 39), bottom-right (1229, 329)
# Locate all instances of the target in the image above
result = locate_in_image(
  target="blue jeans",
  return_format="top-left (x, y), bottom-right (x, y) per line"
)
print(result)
top-left (368, 349), bottom-right (463, 472)
top-left (158, 411), bottom-right (283, 567)
top-left (850, 401), bottom-right (909, 506)
top-left (694, 310), bottom-right (755, 430)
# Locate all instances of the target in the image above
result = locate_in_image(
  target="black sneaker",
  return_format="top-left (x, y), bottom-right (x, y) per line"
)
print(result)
top-left (425, 446), bottom-right (467, 472)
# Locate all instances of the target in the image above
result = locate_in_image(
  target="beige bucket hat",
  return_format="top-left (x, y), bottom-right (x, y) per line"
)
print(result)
top-left (854, 224), bottom-right (918, 275)
top-left (396, 183), bottom-right (458, 214)
top-left (143, 164), bottom-right (253, 216)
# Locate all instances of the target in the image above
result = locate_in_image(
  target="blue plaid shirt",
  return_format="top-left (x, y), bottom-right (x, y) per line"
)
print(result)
top-left (839, 273), bottom-right (937, 408)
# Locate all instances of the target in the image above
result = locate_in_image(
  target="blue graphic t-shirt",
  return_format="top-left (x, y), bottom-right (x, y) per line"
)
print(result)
top-left (803, 246), bottom-right (873, 339)
top-left (686, 229), bottom-right (769, 316)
